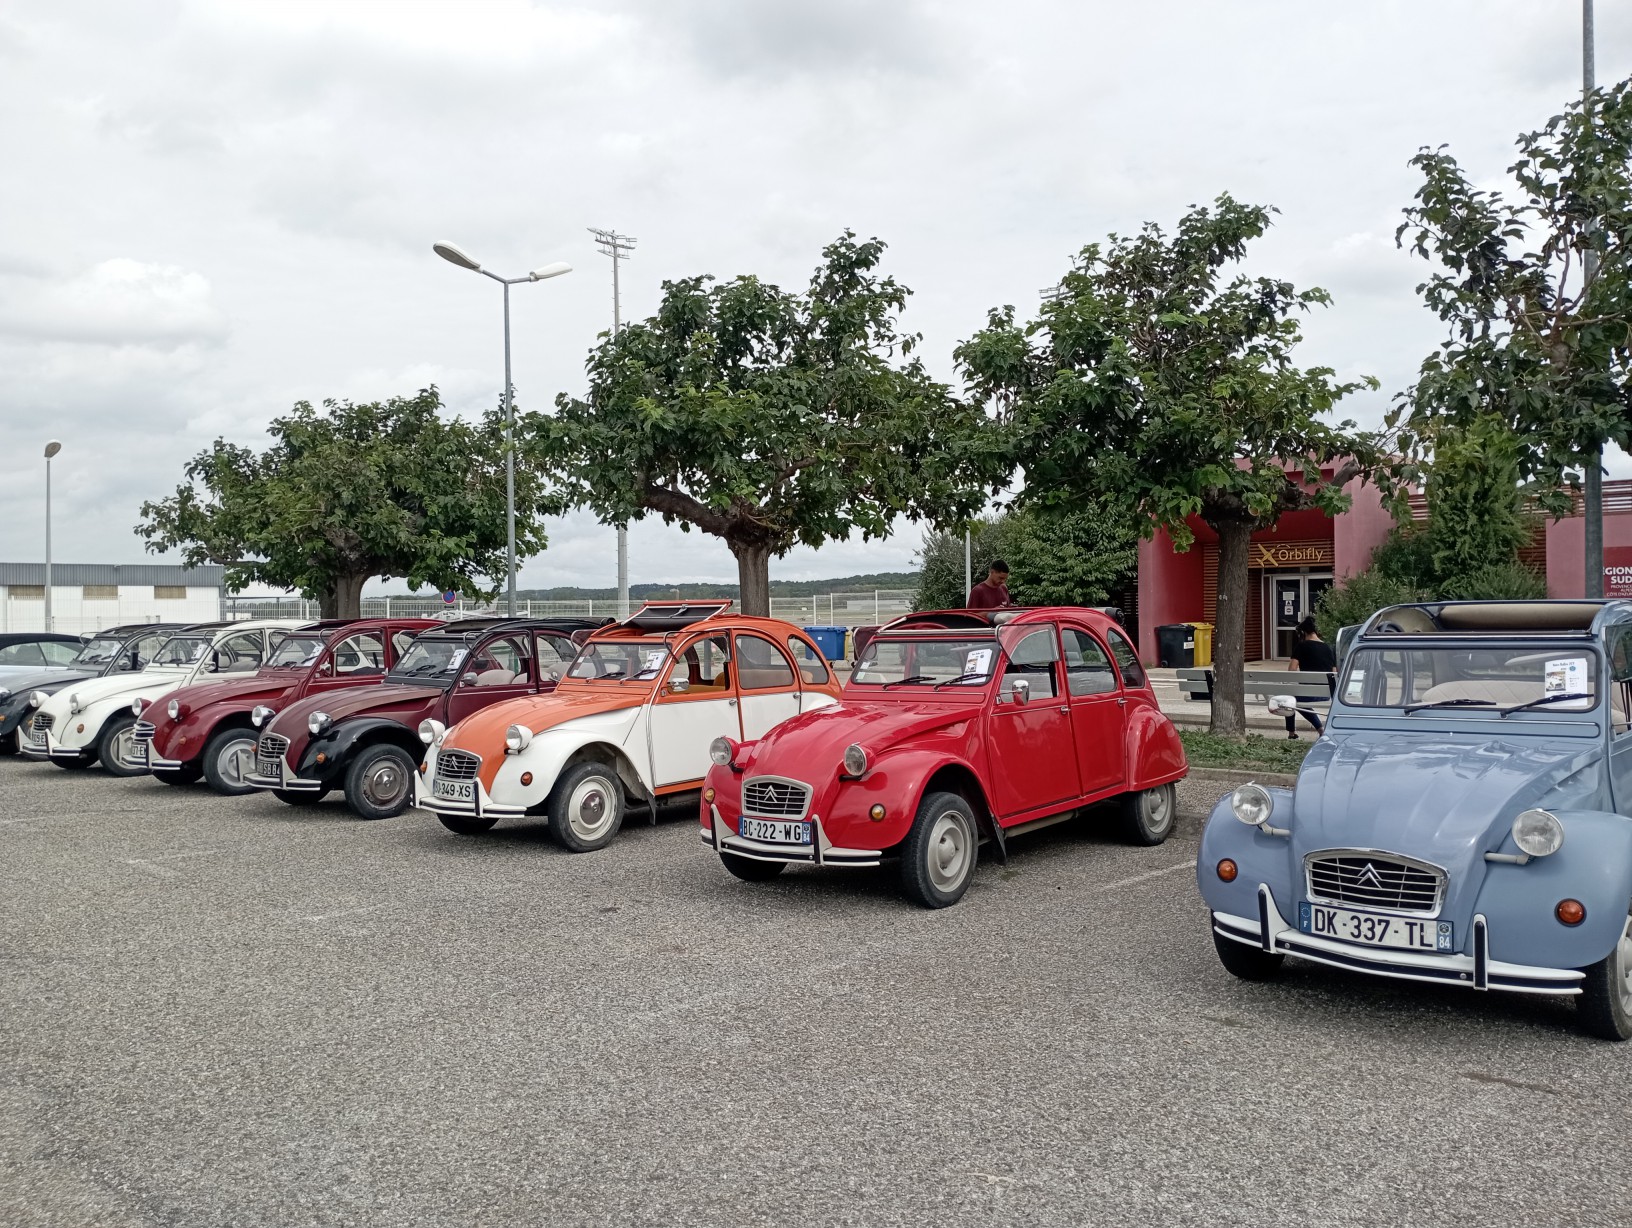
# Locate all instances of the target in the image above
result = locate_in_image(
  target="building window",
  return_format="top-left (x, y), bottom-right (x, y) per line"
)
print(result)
top-left (83, 584), bottom-right (119, 600)
top-left (154, 586), bottom-right (187, 600)
top-left (9, 585), bottom-right (44, 600)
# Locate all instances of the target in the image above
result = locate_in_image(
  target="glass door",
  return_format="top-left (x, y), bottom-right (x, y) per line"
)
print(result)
top-left (1267, 574), bottom-right (1335, 659)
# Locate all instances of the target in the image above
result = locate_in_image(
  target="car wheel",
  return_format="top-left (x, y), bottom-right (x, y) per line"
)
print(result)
top-left (899, 790), bottom-right (979, 909)
top-left (1578, 909), bottom-right (1632, 1041)
top-left (345, 744), bottom-right (417, 821)
top-left (52, 752), bottom-right (94, 771)
top-left (547, 762), bottom-right (626, 852)
top-left (1212, 923), bottom-right (1285, 980)
top-left (97, 714), bottom-right (147, 777)
top-left (720, 852), bottom-right (787, 882)
top-left (153, 765), bottom-right (202, 786)
top-left (273, 789), bottom-right (326, 807)
top-left (438, 813), bottom-right (500, 836)
top-left (1119, 782), bottom-right (1177, 846)
top-left (201, 727), bottom-right (259, 796)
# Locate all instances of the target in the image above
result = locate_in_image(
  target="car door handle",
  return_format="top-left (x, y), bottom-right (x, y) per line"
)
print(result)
top-left (728, 698), bottom-right (737, 706)
top-left (1058, 705), bottom-right (1069, 714)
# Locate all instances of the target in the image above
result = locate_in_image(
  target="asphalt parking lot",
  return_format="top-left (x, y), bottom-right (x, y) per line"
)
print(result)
top-left (2, 759), bottom-right (1629, 1228)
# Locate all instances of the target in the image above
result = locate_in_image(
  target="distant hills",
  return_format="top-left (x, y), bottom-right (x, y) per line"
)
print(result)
top-left (512, 571), bottom-right (920, 601)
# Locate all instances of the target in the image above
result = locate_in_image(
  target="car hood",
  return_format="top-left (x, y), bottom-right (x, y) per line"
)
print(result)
top-left (38, 668), bottom-right (191, 715)
top-left (0, 663), bottom-right (75, 684)
top-left (266, 681), bottom-right (446, 736)
top-left (0, 666), bottom-right (95, 697)
top-left (442, 689), bottom-right (641, 753)
top-left (1292, 731), bottom-right (1606, 875)
top-left (169, 673), bottom-right (303, 711)
top-left (743, 697), bottom-right (979, 776)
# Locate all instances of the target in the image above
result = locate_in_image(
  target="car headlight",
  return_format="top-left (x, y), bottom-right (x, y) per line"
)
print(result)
top-left (68, 693), bottom-right (83, 714)
top-left (28, 691), bottom-right (46, 709)
top-left (418, 718), bottom-right (445, 746)
top-left (1231, 783), bottom-right (1274, 827)
top-left (505, 724), bottom-right (533, 753)
top-left (130, 697), bottom-right (145, 717)
top-left (308, 711), bottom-right (332, 736)
top-left (843, 743), bottom-right (868, 777)
top-left (167, 699), bottom-right (181, 721)
top-left (1512, 808), bottom-right (1565, 858)
top-left (251, 705), bottom-right (274, 728)
top-left (709, 736), bottom-right (737, 767)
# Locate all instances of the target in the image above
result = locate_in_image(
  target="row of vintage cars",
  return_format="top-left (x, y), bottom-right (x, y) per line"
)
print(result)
top-left (8, 598), bottom-right (1632, 1040)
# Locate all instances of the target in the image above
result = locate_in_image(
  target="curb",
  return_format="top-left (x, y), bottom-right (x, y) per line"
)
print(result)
top-left (1184, 766), bottom-right (1299, 789)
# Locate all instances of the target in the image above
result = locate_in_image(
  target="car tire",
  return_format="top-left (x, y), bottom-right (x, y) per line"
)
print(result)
top-left (547, 761), bottom-right (626, 853)
top-left (345, 744), bottom-right (417, 821)
top-left (152, 765), bottom-right (202, 785)
top-left (899, 790), bottom-right (979, 909)
top-left (98, 714), bottom-right (147, 777)
top-left (201, 727), bottom-right (259, 796)
top-left (52, 752), bottom-right (94, 771)
top-left (1212, 924), bottom-right (1285, 980)
top-left (1578, 910), bottom-right (1632, 1041)
top-left (273, 789), bottom-right (326, 807)
top-left (720, 852), bottom-right (787, 882)
top-left (1119, 782), bottom-right (1177, 846)
top-left (438, 813), bottom-right (500, 836)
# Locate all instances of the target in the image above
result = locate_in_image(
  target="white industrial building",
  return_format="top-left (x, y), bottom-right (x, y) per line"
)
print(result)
top-left (0, 563), bottom-right (226, 635)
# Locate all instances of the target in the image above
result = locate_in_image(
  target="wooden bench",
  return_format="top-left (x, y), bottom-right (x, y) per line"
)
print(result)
top-left (1176, 667), bottom-right (1334, 705)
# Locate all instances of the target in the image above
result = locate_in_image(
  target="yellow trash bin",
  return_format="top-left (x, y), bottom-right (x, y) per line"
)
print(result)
top-left (1186, 622), bottom-right (1214, 668)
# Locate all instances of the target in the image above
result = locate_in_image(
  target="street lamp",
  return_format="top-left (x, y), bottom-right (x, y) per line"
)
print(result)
top-left (43, 440), bottom-right (61, 632)
top-left (433, 240), bottom-right (572, 616)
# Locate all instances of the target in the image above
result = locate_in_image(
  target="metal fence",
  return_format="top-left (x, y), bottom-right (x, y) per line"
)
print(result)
top-left (223, 589), bottom-right (918, 628)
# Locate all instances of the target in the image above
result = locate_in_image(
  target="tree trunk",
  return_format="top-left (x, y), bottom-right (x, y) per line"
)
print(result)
top-left (1209, 519), bottom-right (1252, 737)
top-left (730, 541), bottom-right (773, 617)
top-left (318, 573), bottom-right (367, 620)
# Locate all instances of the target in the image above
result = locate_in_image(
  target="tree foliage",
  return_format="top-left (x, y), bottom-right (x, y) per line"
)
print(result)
top-left (138, 389), bottom-right (551, 617)
top-left (914, 504), bottom-right (1137, 612)
top-left (1389, 77), bottom-right (1632, 507)
top-left (955, 195), bottom-right (1378, 735)
top-left (532, 234), bottom-right (1007, 615)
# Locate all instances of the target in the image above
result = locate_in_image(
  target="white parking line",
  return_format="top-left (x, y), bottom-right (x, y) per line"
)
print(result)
top-left (1093, 859), bottom-right (1197, 893)
top-left (303, 905), bottom-right (384, 923)
top-left (124, 850), bottom-right (221, 879)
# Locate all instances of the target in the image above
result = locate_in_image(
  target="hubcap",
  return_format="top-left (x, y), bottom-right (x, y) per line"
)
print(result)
top-left (219, 737), bottom-right (255, 786)
top-left (568, 778), bottom-right (614, 839)
top-left (1144, 785), bottom-right (1174, 836)
top-left (926, 809), bottom-right (972, 891)
top-left (365, 758), bottom-right (409, 807)
top-left (1616, 916), bottom-right (1632, 1012)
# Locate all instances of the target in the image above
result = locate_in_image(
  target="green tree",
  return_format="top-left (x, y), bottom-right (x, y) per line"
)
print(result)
top-left (1419, 417), bottom-right (1535, 583)
top-left (1390, 78), bottom-right (1632, 538)
top-left (138, 389), bottom-right (552, 617)
top-left (531, 234), bottom-right (1005, 616)
top-left (915, 504), bottom-right (1137, 611)
top-left (956, 195), bottom-right (1377, 736)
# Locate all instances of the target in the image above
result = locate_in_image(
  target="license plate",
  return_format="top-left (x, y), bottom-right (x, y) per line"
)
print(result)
top-left (1299, 902), bottom-right (1453, 952)
top-left (434, 778), bottom-right (475, 802)
top-left (255, 757), bottom-right (282, 780)
top-left (739, 816), bottom-right (811, 844)
top-left (27, 726), bottom-right (45, 746)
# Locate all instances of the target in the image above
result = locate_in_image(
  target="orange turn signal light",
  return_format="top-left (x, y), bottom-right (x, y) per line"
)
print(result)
top-left (1216, 858), bottom-right (1239, 883)
top-left (75, 723), bottom-right (85, 734)
top-left (1556, 898), bottom-right (1586, 926)
top-left (704, 787), bottom-right (715, 803)
top-left (520, 772), bottom-right (533, 786)
top-left (869, 804), bottom-right (886, 822)
top-left (314, 752), bottom-right (327, 765)
top-left (419, 762), bottom-right (427, 774)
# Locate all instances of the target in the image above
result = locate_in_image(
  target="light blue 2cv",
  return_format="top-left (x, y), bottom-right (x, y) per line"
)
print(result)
top-left (1197, 600), bottom-right (1632, 1040)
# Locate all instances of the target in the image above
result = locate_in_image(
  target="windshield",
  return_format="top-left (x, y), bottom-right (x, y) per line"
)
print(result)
top-left (568, 638), bottom-right (671, 682)
top-left (1342, 644), bottom-right (1600, 712)
top-left (148, 636), bottom-right (210, 669)
top-left (389, 636), bottom-right (477, 679)
top-left (73, 637), bottom-right (128, 668)
top-left (267, 635), bottom-right (327, 669)
top-left (850, 636), bottom-right (998, 688)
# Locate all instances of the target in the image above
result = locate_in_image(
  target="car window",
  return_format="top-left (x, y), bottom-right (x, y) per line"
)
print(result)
top-left (331, 631), bottom-right (386, 675)
top-left (534, 634), bottom-right (574, 682)
top-left (0, 643), bottom-right (46, 666)
top-left (1107, 630), bottom-right (1146, 688)
top-left (214, 630), bottom-right (265, 672)
top-left (41, 641), bottom-right (81, 665)
top-left (391, 630), bottom-right (420, 662)
top-left (787, 635), bottom-right (830, 687)
top-left (1061, 629), bottom-right (1118, 696)
top-left (667, 634), bottom-right (732, 695)
top-left (1340, 645), bottom-right (1600, 711)
top-left (460, 635), bottom-right (531, 686)
top-left (735, 633), bottom-right (795, 690)
top-left (129, 634), bottom-right (167, 670)
top-left (1001, 628), bottom-right (1060, 701)
top-left (1609, 626), bottom-right (1632, 736)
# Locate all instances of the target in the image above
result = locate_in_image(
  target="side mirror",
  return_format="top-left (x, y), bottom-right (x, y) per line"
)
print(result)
top-left (1009, 678), bottom-right (1031, 705)
top-left (1267, 693), bottom-right (1297, 716)
top-left (669, 678), bottom-right (690, 694)
top-left (460, 673), bottom-right (479, 687)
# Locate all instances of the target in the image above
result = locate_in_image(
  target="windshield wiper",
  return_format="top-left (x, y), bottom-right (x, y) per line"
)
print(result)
top-left (1402, 698), bottom-right (1497, 713)
top-left (881, 675), bottom-right (936, 689)
top-left (1499, 692), bottom-right (1594, 718)
top-left (933, 672), bottom-right (992, 690)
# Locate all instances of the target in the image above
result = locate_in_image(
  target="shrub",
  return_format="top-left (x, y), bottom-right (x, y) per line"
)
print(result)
top-left (1314, 571), bottom-right (1428, 643)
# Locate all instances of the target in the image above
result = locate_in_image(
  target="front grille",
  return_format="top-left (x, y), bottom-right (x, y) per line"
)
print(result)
top-left (743, 778), bottom-right (811, 818)
top-left (257, 733), bottom-right (290, 762)
top-left (438, 749), bottom-right (481, 781)
top-left (27, 714), bottom-right (53, 745)
top-left (133, 721), bottom-right (156, 743)
top-left (1306, 852), bottom-right (1445, 915)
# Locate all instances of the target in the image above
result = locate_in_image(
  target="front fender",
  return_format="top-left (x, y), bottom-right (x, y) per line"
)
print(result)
top-left (300, 716), bottom-right (420, 784)
top-left (488, 726), bottom-right (649, 811)
top-left (1474, 810), bottom-right (1632, 969)
top-left (826, 748), bottom-right (984, 850)
top-left (1125, 704), bottom-right (1187, 790)
top-left (1196, 787), bottom-right (1298, 918)
top-left (57, 695), bottom-right (137, 750)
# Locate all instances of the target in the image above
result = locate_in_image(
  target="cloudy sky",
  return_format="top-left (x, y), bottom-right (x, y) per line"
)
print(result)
top-left (1, 0), bottom-right (1627, 594)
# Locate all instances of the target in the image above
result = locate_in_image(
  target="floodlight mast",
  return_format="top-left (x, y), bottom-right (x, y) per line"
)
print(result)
top-left (589, 227), bottom-right (639, 619)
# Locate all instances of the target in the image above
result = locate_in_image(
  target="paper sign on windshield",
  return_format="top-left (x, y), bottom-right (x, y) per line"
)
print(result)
top-left (643, 650), bottom-right (666, 672)
top-left (449, 648), bottom-right (468, 668)
top-left (1545, 658), bottom-right (1589, 699)
top-left (964, 648), bottom-right (993, 677)
top-left (1344, 669), bottom-right (1365, 701)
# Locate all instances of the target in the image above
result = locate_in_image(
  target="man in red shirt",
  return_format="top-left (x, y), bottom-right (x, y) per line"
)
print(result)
top-left (966, 559), bottom-right (1012, 609)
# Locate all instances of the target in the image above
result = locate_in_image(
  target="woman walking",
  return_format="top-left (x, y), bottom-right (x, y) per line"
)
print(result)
top-left (1285, 617), bottom-right (1337, 739)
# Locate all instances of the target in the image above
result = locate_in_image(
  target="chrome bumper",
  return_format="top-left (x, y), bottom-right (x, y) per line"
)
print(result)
top-left (412, 774), bottom-right (525, 819)
top-left (244, 759), bottom-right (323, 792)
top-left (703, 804), bottom-right (883, 867)
top-left (1214, 885), bottom-right (1585, 996)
